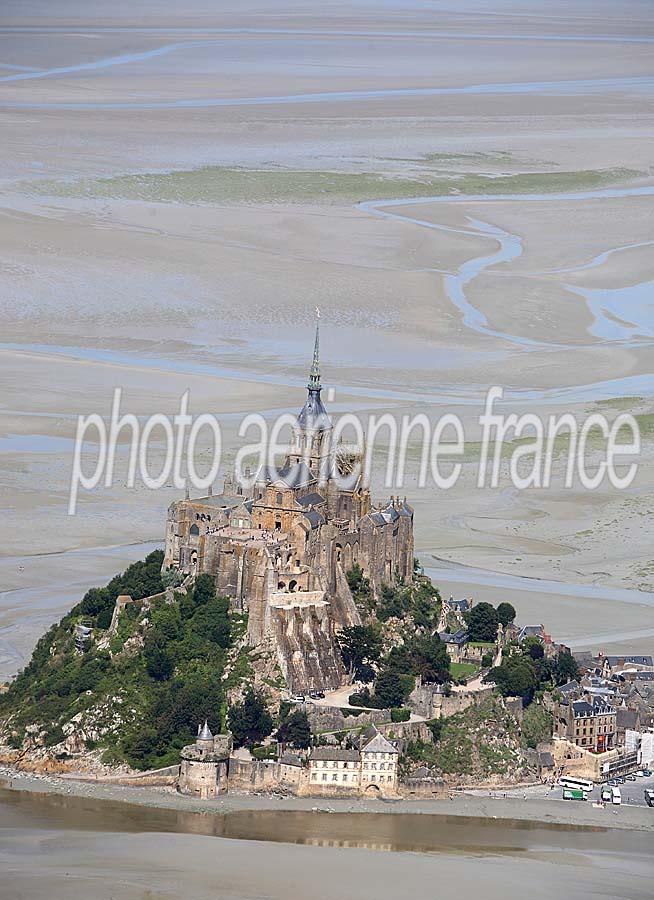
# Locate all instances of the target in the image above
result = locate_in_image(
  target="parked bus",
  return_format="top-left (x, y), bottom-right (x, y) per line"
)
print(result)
top-left (644, 789), bottom-right (654, 808)
top-left (563, 788), bottom-right (586, 801)
top-left (610, 786), bottom-right (622, 805)
top-left (559, 776), bottom-right (593, 793)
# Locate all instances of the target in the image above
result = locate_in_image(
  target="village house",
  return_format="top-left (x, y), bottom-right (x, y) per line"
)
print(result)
top-left (555, 696), bottom-right (616, 754)
top-left (308, 730), bottom-right (399, 797)
top-left (597, 653), bottom-right (654, 679)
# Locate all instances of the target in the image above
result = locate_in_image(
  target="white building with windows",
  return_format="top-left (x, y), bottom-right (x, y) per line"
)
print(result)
top-left (307, 730), bottom-right (399, 797)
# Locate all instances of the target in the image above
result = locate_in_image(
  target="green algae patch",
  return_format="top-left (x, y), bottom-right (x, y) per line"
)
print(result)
top-left (21, 166), bottom-right (642, 205)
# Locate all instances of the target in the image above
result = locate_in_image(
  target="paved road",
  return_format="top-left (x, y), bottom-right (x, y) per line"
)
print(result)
top-left (472, 775), bottom-right (654, 807)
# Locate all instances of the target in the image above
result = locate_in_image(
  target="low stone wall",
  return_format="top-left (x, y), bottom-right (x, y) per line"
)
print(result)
top-left (400, 777), bottom-right (447, 799)
top-left (61, 764), bottom-right (180, 786)
top-left (227, 756), bottom-right (303, 794)
top-left (377, 720), bottom-right (432, 746)
top-left (307, 704), bottom-right (391, 733)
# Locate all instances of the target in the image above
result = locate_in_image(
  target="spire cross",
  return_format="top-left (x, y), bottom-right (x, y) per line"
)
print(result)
top-left (308, 307), bottom-right (321, 390)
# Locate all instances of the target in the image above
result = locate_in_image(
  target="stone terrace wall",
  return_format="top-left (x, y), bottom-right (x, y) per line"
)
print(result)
top-left (410, 680), bottom-right (494, 720)
top-left (307, 704), bottom-right (391, 733)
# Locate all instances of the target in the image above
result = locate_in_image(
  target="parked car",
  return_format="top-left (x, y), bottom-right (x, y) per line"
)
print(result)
top-left (607, 779), bottom-right (619, 787)
top-left (291, 694), bottom-right (306, 703)
top-left (616, 776), bottom-right (626, 784)
top-left (309, 691), bottom-right (320, 699)
top-left (642, 769), bottom-right (653, 777)
top-left (625, 773), bottom-right (637, 782)
top-left (645, 789), bottom-right (654, 808)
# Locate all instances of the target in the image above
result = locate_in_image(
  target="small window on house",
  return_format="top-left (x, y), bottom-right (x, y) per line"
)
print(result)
top-left (276, 492), bottom-right (283, 505)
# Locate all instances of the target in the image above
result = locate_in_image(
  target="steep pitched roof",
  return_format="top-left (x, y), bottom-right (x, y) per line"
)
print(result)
top-left (303, 509), bottom-right (324, 530)
top-left (361, 731), bottom-right (399, 755)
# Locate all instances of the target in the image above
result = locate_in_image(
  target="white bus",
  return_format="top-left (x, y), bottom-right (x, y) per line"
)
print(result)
top-left (559, 776), bottom-right (593, 793)
top-left (611, 786), bottom-right (622, 805)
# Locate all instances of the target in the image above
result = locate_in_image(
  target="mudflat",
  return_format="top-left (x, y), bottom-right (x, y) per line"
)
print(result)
top-left (1, 4), bottom-right (653, 662)
top-left (1, 782), bottom-right (653, 900)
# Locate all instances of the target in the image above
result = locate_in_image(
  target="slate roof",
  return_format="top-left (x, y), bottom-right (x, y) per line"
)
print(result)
top-left (297, 390), bottom-right (332, 432)
top-left (296, 491), bottom-right (325, 508)
top-left (447, 597), bottom-right (471, 612)
top-left (279, 753), bottom-right (303, 767)
top-left (198, 721), bottom-right (213, 741)
top-left (559, 680), bottom-right (580, 695)
top-left (256, 461), bottom-right (315, 489)
top-left (438, 628), bottom-right (468, 646)
top-left (518, 625), bottom-right (545, 641)
top-left (361, 731), bottom-right (399, 755)
top-left (572, 699), bottom-right (614, 717)
top-left (303, 509), bottom-right (324, 530)
top-left (604, 655), bottom-right (653, 667)
top-left (310, 747), bottom-right (360, 762)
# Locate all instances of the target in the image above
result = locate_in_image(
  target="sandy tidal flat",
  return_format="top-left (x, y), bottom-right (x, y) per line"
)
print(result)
top-left (1, 0), bottom-right (654, 672)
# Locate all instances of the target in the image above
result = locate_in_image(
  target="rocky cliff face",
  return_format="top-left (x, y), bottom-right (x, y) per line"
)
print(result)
top-left (271, 603), bottom-right (344, 693)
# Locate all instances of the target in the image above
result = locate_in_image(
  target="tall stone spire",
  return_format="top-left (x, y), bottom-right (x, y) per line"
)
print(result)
top-left (308, 307), bottom-right (321, 391)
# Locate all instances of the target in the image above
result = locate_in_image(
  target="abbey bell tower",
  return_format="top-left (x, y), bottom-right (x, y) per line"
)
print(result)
top-left (288, 309), bottom-right (333, 480)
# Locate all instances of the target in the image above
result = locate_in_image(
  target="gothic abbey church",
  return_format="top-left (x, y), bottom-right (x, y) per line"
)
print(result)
top-left (163, 317), bottom-right (414, 692)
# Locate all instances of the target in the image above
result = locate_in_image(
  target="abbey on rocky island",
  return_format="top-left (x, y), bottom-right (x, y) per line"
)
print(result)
top-left (163, 316), bottom-right (414, 693)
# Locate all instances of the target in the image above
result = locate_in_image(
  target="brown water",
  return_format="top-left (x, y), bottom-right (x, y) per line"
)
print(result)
top-left (0, 786), bottom-right (650, 860)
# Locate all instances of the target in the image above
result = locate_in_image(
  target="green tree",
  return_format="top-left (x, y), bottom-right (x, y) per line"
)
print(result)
top-left (277, 708), bottom-right (311, 748)
top-left (553, 648), bottom-right (579, 685)
top-left (486, 653), bottom-right (536, 700)
top-left (145, 645), bottom-right (174, 681)
top-left (151, 603), bottom-right (182, 642)
top-left (522, 636), bottom-right (544, 660)
top-left (496, 602), bottom-right (516, 627)
top-left (228, 689), bottom-right (274, 748)
top-left (193, 574), bottom-right (216, 607)
top-left (466, 602), bottom-right (499, 643)
top-left (385, 634), bottom-right (450, 684)
top-left (374, 668), bottom-right (408, 708)
top-left (338, 625), bottom-right (382, 681)
top-left (190, 596), bottom-right (231, 648)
